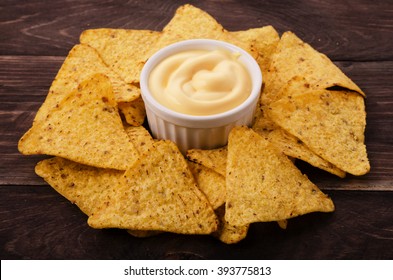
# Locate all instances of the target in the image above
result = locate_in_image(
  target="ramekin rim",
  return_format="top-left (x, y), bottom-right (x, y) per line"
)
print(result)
top-left (140, 39), bottom-right (262, 127)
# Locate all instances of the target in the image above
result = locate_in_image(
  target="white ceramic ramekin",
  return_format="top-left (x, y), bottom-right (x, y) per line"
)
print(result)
top-left (140, 39), bottom-right (262, 154)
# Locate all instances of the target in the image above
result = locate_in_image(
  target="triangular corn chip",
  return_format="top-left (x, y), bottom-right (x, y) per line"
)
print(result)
top-left (124, 125), bottom-right (155, 156)
top-left (275, 75), bottom-right (315, 99)
top-left (35, 157), bottom-right (161, 238)
top-left (276, 219), bottom-right (288, 230)
top-left (18, 74), bottom-right (139, 170)
top-left (266, 90), bottom-right (370, 175)
top-left (188, 161), bottom-right (226, 209)
top-left (118, 97), bottom-right (146, 126)
top-left (225, 126), bottom-right (335, 227)
top-left (34, 44), bottom-right (139, 123)
top-left (80, 29), bottom-right (161, 84)
top-left (253, 115), bottom-right (346, 178)
top-left (261, 31), bottom-right (365, 106)
top-left (231, 25), bottom-right (280, 74)
top-left (146, 4), bottom-right (256, 59)
top-left (35, 157), bottom-right (124, 216)
top-left (212, 204), bottom-right (249, 244)
top-left (88, 140), bottom-right (218, 234)
top-left (186, 147), bottom-right (227, 177)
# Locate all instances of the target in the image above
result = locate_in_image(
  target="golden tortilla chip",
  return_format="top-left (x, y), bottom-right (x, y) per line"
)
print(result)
top-left (35, 157), bottom-right (124, 216)
top-left (88, 140), bottom-right (218, 234)
top-left (261, 31), bottom-right (365, 107)
top-left (188, 161), bottom-right (226, 210)
top-left (231, 25), bottom-right (280, 74)
top-left (277, 220), bottom-right (288, 230)
top-left (253, 115), bottom-right (346, 178)
top-left (186, 147), bottom-right (227, 177)
top-left (80, 29), bottom-right (161, 84)
top-left (266, 90), bottom-right (370, 176)
top-left (18, 74), bottom-right (139, 170)
top-left (118, 97), bottom-right (146, 126)
top-left (34, 44), bottom-right (139, 123)
top-left (212, 204), bottom-right (249, 244)
top-left (226, 126), bottom-right (335, 227)
top-left (124, 125), bottom-right (155, 156)
top-left (147, 4), bottom-right (256, 59)
top-left (275, 75), bottom-right (315, 99)
top-left (35, 157), bottom-right (159, 238)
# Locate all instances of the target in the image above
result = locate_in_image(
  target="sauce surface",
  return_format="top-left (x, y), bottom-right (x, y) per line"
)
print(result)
top-left (148, 49), bottom-right (252, 115)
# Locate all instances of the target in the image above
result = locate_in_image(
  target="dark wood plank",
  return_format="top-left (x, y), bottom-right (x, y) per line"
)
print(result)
top-left (0, 55), bottom-right (64, 97)
top-left (1, 0), bottom-right (392, 61)
top-left (1, 186), bottom-right (392, 259)
top-left (0, 56), bottom-right (64, 185)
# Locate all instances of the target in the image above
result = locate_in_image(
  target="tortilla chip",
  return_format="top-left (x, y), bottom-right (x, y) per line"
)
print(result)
top-left (261, 31), bottom-right (365, 107)
top-left (231, 25), bottom-right (280, 73)
top-left (253, 115), bottom-right (346, 178)
top-left (18, 74), bottom-right (139, 170)
top-left (80, 29), bottom-right (161, 84)
top-left (34, 44), bottom-right (139, 123)
top-left (35, 157), bottom-right (160, 238)
top-left (266, 90), bottom-right (370, 176)
top-left (118, 97), bottom-right (146, 126)
top-left (147, 4), bottom-right (256, 59)
top-left (225, 126), bottom-right (335, 227)
top-left (35, 157), bottom-right (124, 216)
top-left (124, 125), bottom-right (155, 156)
top-left (276, 75), bottom-right (315, 98)
top-left (277, 220), bottom-right (288, 230)
top-left (186, 147), bottom-right (227, 177)
top-left (88, 140), bottom-right (218, 234)
top-left (188, 161), bottom-right (226, 210)
top-left (212, 204), bottom-right (249, 244)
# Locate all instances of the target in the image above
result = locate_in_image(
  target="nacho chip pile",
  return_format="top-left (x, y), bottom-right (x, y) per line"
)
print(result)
top-left (19, 4), bottom-right (369, 244)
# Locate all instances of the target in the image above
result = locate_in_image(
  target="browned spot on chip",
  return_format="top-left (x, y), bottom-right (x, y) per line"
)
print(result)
top-left (186, 147), bottom-right (227, 177)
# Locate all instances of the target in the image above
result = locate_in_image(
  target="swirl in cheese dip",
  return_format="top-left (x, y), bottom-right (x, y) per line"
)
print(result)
top-left (148, 49), bottom-right (252, 116)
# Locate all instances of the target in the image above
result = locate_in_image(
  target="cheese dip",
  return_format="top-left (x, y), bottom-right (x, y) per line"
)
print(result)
top-left (148, 49), bottom-right (252, 116)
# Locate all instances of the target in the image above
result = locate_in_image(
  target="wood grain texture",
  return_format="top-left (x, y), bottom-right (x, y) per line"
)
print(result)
top-left (1, 0), bottom-right (392, 259)
top-left (1, 0), bottom-right (392, 60)
top-left (1, 186), bottom-right (392, 259)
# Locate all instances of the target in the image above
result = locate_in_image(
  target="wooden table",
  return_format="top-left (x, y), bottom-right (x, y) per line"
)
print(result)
top-left (1, 0), bottom-right (392, 259)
